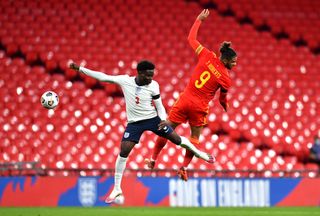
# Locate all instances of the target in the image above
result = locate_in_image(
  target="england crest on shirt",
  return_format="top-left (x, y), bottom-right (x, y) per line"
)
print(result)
top-left (78, 178), bottom-right (97, 207)
top-left (135, 86), bottom-right (142, 95)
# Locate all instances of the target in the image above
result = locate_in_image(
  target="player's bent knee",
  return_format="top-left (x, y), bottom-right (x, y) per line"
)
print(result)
top-left (120, 141), bottom-right (136, 157)
top-left (165, 132), bottom-right (181, 145)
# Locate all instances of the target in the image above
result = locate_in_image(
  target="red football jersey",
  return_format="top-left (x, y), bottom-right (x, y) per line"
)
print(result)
top-left (184, 46), bottom-right (231, 105)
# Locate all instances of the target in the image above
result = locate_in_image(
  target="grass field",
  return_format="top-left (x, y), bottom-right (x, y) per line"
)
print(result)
top-left (0, 207), bottom-right (319, 216)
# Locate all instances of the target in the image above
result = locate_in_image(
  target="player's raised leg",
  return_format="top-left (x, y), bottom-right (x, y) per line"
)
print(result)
top-left (144, 136), bottom-right (167, 169)
top-left (145, 121), bottom-right (179, 169)
top-left (150, 118), bottom-right (214, 166)
top-left (157, 125), bottom-right (214, 163)
top-left (179, 136), bottom-right (215, 163)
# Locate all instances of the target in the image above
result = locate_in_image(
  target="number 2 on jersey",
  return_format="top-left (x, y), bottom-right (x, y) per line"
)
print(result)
top-left (195, 71), bottom-right (211, 88)
top-left (135, 96), bottom-right (140, 104)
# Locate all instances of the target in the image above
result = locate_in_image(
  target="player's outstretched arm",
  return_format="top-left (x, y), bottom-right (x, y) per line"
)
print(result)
top-left (187, 9), bottom-right (210, 52)
top-left (69, 62), bottom-right (117, 83)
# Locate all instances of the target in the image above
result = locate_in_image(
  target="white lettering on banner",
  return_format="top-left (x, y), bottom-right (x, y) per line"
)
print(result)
top-left (250, 180), bottom-right (259, 206)
top-left (219, 179), bottom-right (270, 207)
top-left (200, 179), bottom-right (216, 206)
top-left (229, 180), bottom-right (243, 206)
top-left (218, 180), bottom-right (242, 206)
top-left (169, 178), bottom-right (270, 207)
top-left (169, 179), bottom-right (199, 207)
top-left (244, 180), bottom-right (251, 206)
top-left (259, 179), bottom-right (270, 206)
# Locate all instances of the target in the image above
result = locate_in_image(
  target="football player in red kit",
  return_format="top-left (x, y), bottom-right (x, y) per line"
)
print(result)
top-left (145, 9), bottom-right (237, 181)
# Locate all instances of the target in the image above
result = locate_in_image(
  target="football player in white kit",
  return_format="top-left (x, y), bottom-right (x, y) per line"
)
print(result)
top-left (69, 61), bottom-right (214, 204)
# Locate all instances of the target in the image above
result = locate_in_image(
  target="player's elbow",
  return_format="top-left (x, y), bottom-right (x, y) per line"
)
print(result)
top-left (187, 35), bottom-right (194, 45)
top-left (187, 37), bottom-right (201, 52)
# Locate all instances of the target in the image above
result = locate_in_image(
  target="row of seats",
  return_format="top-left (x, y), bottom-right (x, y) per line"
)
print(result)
top-left (213, 0), bottom-right (320, 49)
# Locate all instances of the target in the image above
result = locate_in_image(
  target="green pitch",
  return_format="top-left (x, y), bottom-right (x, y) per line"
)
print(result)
top-left (0, 207), bottom-right (319, 216)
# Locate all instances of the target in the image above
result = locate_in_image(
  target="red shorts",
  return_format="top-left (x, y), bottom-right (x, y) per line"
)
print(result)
top-left (168, 93), bottom-right (209, 127)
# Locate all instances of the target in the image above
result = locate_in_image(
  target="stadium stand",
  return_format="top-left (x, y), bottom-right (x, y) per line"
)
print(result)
top-left (213, 0), bottom-right (320, 52)
top-left (0, 0), bottom-right (319, 177)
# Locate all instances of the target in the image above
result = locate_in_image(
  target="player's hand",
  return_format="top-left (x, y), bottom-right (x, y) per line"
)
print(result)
top-left (69, 62), bottom-right (80, 71)
top-left (197, 9), bottom-right (210, 21)
top-left (158, 120), bottom-right (169, 131)
top-left (220, 101), bottom-right (229, 112)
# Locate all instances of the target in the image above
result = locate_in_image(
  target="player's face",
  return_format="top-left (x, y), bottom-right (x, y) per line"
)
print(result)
top-left (137, 70), bottom-right (154, 85)
top-left (225, 56), bottom-right (237, 69)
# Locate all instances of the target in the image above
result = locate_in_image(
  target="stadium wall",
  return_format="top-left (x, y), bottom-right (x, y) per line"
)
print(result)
top-left (0, 176), bottom-right (319, 207)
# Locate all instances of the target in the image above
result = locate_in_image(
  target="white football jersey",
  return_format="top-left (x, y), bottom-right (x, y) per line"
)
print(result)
top-left (113, 75), bottom-right (160, 122)
top-left (79, 67), bottom-right (161, 123)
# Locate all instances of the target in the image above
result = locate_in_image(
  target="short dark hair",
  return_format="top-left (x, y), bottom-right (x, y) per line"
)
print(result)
top-left (220, 41), bottom-right (237, 61)
top-left (137, 60), bottom-right (155, 72)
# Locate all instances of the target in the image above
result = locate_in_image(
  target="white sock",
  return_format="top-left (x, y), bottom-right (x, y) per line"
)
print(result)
top-left (113, 154), bottom-right (128, 192)
top-left (180, 136), bottom-right (209, 161)
top-left (180, 136), bottom-right (197, 152)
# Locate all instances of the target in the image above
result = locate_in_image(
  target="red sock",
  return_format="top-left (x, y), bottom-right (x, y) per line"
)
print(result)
top-left (182, 137), bottom-right (199, 167)
top-left (152, 137), bottom-right (168, 160)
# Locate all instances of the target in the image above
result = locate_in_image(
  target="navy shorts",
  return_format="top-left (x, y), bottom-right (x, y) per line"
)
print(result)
top-left (122, 116), bottom-right (174, 143)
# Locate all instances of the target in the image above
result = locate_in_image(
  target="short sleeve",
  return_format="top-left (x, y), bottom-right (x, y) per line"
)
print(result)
top-left (151, 81), bottom-right (160, 96)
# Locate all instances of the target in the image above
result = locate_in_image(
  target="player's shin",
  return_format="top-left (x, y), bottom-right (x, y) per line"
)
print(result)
top-left (182, 138), bottom-right (199, 167)
top-left (114, 155), bottom-right (127, 191)
top-left (152, 137), bottom-right (168, 160)
top-left (105, 155), bottom-right (127, 203)
top-left (180, 136), bottom-right (214, 163)
top-left (183, 150), bottom-right (195, 167)
top-left (145, 137), bottom-right (168, 169)
top-left (112, 155), bottom-right (127, 195)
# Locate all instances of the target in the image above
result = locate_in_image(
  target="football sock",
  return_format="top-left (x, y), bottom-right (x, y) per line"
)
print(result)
top-left (114, 155), bottom-right (128, 192)
top-left (180, 136), bottom-right (211, 162)
top-left (152, 137), bottom-right (168, 161)
top-left (182, 138), bottom-right (199, 167)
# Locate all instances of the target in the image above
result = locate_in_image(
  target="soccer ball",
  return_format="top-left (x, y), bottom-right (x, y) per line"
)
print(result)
top-left (41, 91), bottom-right (59, 109)
top-left (114, 194), bottom-right (125, 205)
